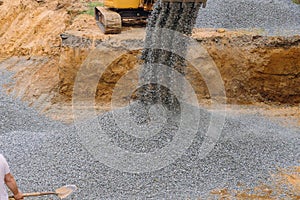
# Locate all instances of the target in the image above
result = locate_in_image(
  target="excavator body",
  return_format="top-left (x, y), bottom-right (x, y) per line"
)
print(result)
top-left (104, 0), bottom-right (142, 9)
top-left (95, 0), bottom-right (156, 34)
top-left (95, 0), bottom-right (207, 34)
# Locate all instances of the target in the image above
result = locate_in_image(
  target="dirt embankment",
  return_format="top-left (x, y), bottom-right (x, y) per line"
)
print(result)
top-left (193, 31), bottom-right (300, 104)
top-left (0, 0), bottom-right (81, 57)
top-left (0, 0), bottom-right (102, 112)
top-left (56, 29), bottom-right (300, 104)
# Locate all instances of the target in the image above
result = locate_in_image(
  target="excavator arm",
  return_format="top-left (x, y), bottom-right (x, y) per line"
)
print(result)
top-left (161, 0), bottom-right (207, 7)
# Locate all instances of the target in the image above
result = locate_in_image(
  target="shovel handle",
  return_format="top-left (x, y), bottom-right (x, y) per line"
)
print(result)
top-left (9, 192), bottom-right (56, 198)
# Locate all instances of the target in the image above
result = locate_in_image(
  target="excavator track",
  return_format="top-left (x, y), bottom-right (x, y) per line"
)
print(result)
top-left (95, 6), bottom-right (122, 34)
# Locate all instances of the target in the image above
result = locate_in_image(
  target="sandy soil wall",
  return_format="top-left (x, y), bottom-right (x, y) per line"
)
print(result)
top-left (57, 31), bottom-right (300, 105)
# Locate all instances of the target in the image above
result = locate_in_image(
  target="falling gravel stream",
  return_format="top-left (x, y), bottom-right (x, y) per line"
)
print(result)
top-left (139, 1), bottom-right (204, 108)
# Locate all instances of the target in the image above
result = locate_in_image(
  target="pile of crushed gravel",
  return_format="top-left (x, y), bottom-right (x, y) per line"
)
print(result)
top-left (0, 66), bottom-right (299, 199)
top-left (196, 0), bottom-right (300, 36)
top-left (0, 1), bottom-right (299, 198)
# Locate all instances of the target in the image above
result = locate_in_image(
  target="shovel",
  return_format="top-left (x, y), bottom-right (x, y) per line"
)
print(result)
top-left (9, 185), bottom-right (77, 199)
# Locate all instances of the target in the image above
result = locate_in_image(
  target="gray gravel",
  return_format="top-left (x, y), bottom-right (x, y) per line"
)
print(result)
top-left (1, 2), bottom-right (300, 198)
top-left (0, 65), bottom-right (299, 199)
top-left (196, 0), bottom-right (300, 36)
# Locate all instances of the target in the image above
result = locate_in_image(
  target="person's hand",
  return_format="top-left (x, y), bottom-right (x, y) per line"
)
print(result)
top-left (14, 191), bottom-right (24, 200)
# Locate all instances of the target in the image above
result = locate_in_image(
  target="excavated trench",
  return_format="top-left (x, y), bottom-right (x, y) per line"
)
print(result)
top-left (1, 28), bottom-right (300, 122)
top-left (57, 30), bottom-right (300, 104)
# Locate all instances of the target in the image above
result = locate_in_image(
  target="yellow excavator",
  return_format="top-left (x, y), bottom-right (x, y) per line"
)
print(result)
top-left (95, 0), bottom-right (207, 34)
top-left (95, 0), bottom-right (156, 34)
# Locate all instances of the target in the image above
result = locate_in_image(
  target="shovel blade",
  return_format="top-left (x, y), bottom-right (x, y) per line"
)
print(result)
top-left (55, 185), bottom-right (77, 199)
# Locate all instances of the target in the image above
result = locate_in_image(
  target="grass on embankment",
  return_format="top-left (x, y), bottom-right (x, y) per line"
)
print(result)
top-left (82, 2), bottom-right (104, 16)
top-left (292, 0), bottom-right (300, 4)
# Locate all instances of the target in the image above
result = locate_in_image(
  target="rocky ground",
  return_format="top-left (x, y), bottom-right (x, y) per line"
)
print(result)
top-left (0, 0), bottom-right (299, 199)
top-left (1, 62), bottom-right (300, 199)
top-left (196, 0), bottom-right (300, 36)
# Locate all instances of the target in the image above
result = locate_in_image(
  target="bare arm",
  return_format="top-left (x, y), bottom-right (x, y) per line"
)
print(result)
top-left (4, 173), bottom-right (23, 200)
